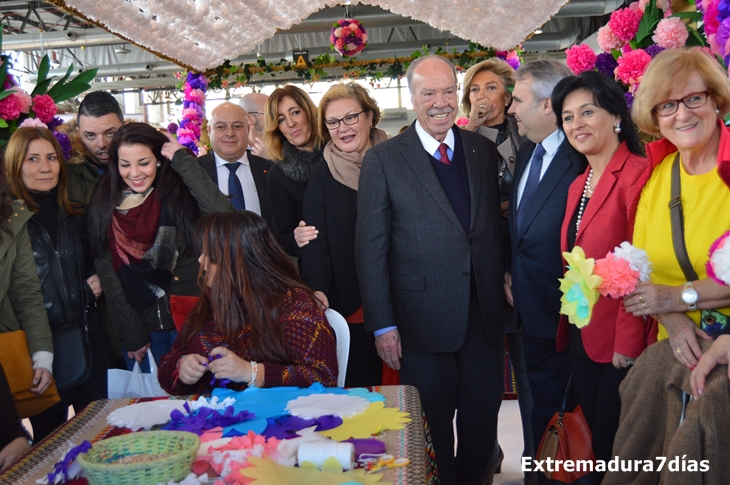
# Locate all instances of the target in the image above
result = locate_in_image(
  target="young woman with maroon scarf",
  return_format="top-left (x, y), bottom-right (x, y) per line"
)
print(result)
top-left (88, 123), bottom-right (231, 372)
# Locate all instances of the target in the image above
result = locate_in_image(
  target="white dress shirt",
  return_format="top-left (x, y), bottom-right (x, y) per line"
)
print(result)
top-left (213, 151), bottom-right (261, 215)
top-left (415, 120), bottom-right (455, 158)
top-left (516, 129), bottom-right (565, 208)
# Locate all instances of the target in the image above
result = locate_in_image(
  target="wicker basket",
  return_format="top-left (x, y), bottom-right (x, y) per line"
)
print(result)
top-left (77, 431), bottom-right (199, 485)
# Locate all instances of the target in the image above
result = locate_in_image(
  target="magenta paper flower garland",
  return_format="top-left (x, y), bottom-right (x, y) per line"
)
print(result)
top-left (177, 71), bottom-right (207, 155)
top-left (330, 19), bottom-right (368, 57)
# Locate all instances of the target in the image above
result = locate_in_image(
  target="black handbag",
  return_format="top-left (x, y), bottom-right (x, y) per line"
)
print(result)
top-left (52, 236), bottom-right (94, 392)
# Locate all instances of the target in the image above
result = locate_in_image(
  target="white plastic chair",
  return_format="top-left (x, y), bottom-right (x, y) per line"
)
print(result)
top-left (325, 308), bottom-right (350, 387)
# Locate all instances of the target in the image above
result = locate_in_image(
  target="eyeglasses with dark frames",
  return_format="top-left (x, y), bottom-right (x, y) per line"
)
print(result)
top-left (324, 110), bottom-right (365, 130)
top-left (654, 91), bottom-right (710, 117)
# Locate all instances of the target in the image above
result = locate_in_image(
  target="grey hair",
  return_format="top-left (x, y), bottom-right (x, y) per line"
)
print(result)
top-left (515, 58), bottom-right (572, 105)
top-left (406, 55), bottom-right (458, 95)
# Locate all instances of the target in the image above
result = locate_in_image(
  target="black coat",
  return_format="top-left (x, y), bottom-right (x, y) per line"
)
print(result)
top-left (300, 161), bottom-right (361, 317)
top-left (27, 212), bottom-right (94, 330)
top-left (508, 138), bottom-right (587, 339)
top-left (198, 150), bottom-right (272, 224)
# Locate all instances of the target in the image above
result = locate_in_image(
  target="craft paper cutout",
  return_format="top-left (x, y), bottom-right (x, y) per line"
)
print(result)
top-left (214, 383), bottom-right (347, 420)
top-left (106, 400), bottom-right (188, 430)
top-left (163, 403), bottom-right (255, 435)
top-left (318, 402), bottom-right (411, 441)
top-left (262, 414), bottom-right (343, 440)
top-left (276, 426), bottom-right (330, 467)
top-left (239, 455), bottom-right (386, 485)
top-left (346, 388), bottom-right (386, 403)
top-left (286, 394), bottom-right (370, 418)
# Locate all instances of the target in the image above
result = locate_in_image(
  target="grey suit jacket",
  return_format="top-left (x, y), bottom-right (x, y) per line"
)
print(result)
top-left (355, 124), bottom-right (505, 353)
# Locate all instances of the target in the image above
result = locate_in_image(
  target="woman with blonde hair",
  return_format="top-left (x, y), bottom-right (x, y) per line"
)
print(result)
top-left (264, 85), bottom-right (323, 259)
top-left (299, 82), bottom-right (388, 387)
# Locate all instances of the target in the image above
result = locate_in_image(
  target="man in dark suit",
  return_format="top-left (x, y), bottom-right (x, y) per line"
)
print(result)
top-left (198, 102), bottom-right (272, 221)
top-left (505, 59), bottom-right (586, 484)
top-left (356, 55), bottom-right (506, 485)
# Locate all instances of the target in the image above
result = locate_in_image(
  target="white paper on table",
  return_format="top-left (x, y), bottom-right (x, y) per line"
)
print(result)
top-left (107, 400), bottom-right (189, 430)
top-left (285, 394), bottom-right (369, 419)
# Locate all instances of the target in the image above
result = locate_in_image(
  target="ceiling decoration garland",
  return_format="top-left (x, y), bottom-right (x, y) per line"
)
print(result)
top-left (46, 0), bottom-right (570, 72)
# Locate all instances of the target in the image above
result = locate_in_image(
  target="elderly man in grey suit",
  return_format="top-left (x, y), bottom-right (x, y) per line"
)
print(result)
top-left (355, 55), bottom-right (506, 485)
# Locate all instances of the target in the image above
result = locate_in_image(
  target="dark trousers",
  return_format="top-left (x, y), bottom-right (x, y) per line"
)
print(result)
top-left (399, 299), bottom-right (504, 485)
top-left (570, 352), bottom-right (629, 485)
top-left (345, 322), bottom-right (382, 387)
top-left (522, 330), bottom-right (571, 485)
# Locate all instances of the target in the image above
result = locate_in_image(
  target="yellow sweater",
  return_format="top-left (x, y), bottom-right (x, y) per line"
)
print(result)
top-left (633, 152), bottom-right (730, 340)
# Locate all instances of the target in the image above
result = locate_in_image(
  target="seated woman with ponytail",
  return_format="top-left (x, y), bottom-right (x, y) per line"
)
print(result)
top-left (158, 211), bottom-right (338, 394)
top-left (87, 123), bottom-right (232, 372)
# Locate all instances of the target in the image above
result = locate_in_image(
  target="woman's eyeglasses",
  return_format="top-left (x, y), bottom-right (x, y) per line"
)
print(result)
top-left (654, 91), bottom-right (709, 117)
top-left (324, 110), bottom-right (365, 130)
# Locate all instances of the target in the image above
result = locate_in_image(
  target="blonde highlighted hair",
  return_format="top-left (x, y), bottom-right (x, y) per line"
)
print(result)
top-left (460, 58), bottom-right (516, 117)
top-left (632, 48), bottom-right (730, 136)
top-left (317, 83), bottom-right (381, 143)
top-left (263, 85), bottom-right (321, 161)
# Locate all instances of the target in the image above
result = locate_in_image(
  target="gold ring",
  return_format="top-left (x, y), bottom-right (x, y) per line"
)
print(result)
top-left (638, 296), bottom-right (645, 303)
top-left (676, 347), bottom-right (681, 355)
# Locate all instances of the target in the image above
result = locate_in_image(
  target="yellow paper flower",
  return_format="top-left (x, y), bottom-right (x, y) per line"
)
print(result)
top-left (241, 455), bottom-right (386, 485)
top-left (318, 401), bottom-right (411, 441)
top-left (558, 246), bottom-right (602, 328)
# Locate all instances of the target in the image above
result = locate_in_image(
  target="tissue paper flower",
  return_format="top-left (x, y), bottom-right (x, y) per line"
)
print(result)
top-left (15, 90), bottom-right (32, 114)
top-left (707, 231), bottom-right (730, 286)
top-left (0, 93), bottom-right (24, 120)
top-left (608, 8), bottom-right (642, 42)
top-left (559, 247), bottom-right (602, 328)
top-left (53, 131), bottom-right (73, 161)
top-left (612, 241), bottom-right (652, 281)
top-left (595, 52), bottom-right (619, 77)
top-left (31, 94), bottom-right (58, 123)
top-left (566, 44), bottom-right (597, 74)
top-left (652, 18), bottom-right (689, 49)
top-left (456, 117), bottom-right (469, 127)
top-left (20, 118), bottom-right (48, 128)
top-left (163, 403), bottom-right (255, 435)
top-left (594, 253), bottom-right (641, 298)
top-left (597, 25), bottom-right (624, 52)
top-left (615, 49), bottom-right (652, 85)
top-left (240, 455), bottom-right (385, 485)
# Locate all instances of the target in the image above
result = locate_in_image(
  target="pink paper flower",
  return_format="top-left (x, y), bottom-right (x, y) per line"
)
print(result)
top-left (594, 253), bottom-right (641, 298)
top-left (707, 231), bottom-right (730, 286)
top-left (566, 44), bottom-right (597, 74)
top-left (19, 118), bottom-right (48, 128)
top-left (14, 90), bottom-right (32, 114)
top-left (0, 92), bottom-right (25, 120)
top-left (597, 25), bottom-right (624, 52)
top-left (639, 0), bottom-right (671, 13)
top-left (31, 94), bottom-right (58, 123)
top-left (456, 117), bottom-right (469, 127)
top-left (615, 49), bottom-right (652, 85)
top-left (705, 2), bottom-right (720, 37)
top-left (608, 8), bottom-right (642, 42)
top-left (652, 18), bottom-right (689, 49)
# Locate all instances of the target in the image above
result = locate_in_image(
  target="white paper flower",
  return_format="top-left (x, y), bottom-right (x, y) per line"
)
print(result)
top-left (709, 235), bottom-right (730, 286)
top-left (286, 393), bottom-right (369, 418)
top-left (613, 241), bottom-right (652, 282)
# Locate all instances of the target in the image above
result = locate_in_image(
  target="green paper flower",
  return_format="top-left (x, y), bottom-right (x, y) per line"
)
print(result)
top-left (559, 246), bottom-right (603, 328)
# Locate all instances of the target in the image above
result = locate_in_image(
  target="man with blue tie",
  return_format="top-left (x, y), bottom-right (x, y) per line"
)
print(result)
top-left (356, 55), bottom-right (506, 484)
top-left (198, 102), bottom-right (272, 221)
top-left (506, 59), bottom-right (587, 485)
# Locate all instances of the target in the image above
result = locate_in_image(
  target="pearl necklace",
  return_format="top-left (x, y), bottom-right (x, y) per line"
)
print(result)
top-left (576, 168), bottom-right (594, 231)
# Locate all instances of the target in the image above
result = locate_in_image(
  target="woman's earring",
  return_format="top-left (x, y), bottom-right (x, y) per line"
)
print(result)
top-left (157, 162), bottom-right (161, 168)
top-left (613, 124), bottom-right (621, 134)
top-left (716, 109), bottom-right (721, 115)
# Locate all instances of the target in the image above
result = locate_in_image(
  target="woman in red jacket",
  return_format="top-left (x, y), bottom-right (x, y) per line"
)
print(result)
top-left (551, 71), bottom-right (651, 482)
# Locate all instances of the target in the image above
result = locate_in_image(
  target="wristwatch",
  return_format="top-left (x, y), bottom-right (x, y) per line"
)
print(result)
top-left (681, 281), bottom-right (699, 311)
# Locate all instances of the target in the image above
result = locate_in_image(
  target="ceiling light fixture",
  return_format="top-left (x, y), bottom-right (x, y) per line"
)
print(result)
top-left (115, 44), bottom-right (131, 54)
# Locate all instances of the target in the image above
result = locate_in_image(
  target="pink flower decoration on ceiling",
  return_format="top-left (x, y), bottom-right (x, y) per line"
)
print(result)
top-left (566, 44), bottom-right (597, 74)
top-left (608, 8), bottom-right (642, 42)
top-left (615, 49), bottom-right (652, 86)
top-left (597, 25), bottom-right (624, 52)
top-left (652, 17), bottom-right (689, 50)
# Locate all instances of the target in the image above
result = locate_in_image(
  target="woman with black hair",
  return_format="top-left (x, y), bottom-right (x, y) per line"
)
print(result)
top-left (157, 211), bottom-right (338, 394)
top-left (551, 71), bottom-right (650, 482)
top-left (88, 123), bottom-right (231, 372)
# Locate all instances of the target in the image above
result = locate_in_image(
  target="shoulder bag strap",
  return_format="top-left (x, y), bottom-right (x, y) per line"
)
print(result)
top-left (669, 153), bottom-right (699, 282)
